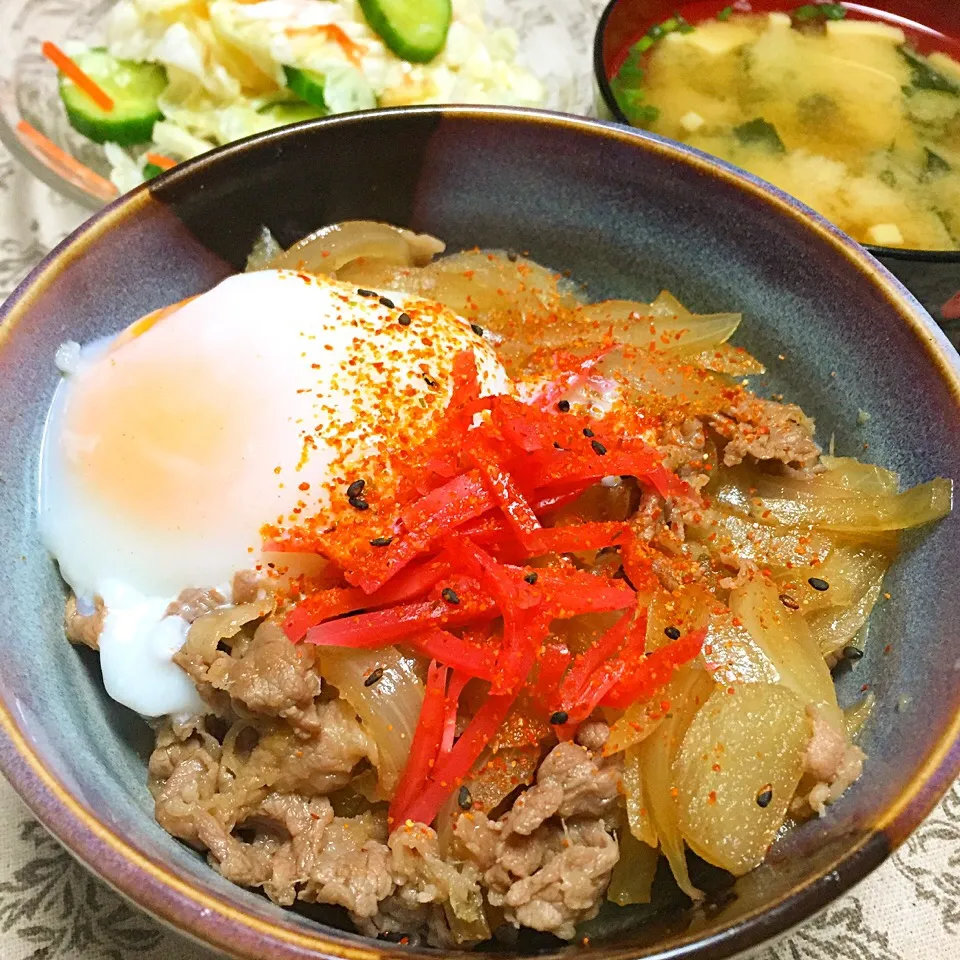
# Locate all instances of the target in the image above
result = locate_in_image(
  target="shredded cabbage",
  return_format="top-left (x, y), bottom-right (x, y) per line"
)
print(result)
top-left (94, 0), bottom-right (547, 183)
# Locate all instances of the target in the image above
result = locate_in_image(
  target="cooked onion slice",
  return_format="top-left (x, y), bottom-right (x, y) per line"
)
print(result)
top-left (844, 691), bottom-right (875, 738)
top-left (715, 466), bottom-right (951, 537)
top-left (571, 298), bottom-right (741, 357)
top-left (245, 226), bottom-right (283, 271)
top-left (607, 828), bottom-right (660, 906)
top-left (673, 683), bottom-right (809, 874)
top-left (319, 645), bottom-right (424, 797)
top-left (270, 220), bottom-right (445, 275)
top-left (635, 667), bottom-right (714, 899)
top-left (691, 342), bottom-right (765, 376)
top-left (180, 597), bottom-right (274, 663)
top-left (687, 509), bottom-right (833, 570)
top-left (818, 456), bottom-right (899, 496)
top-left (730, 576), bottom-right (843, 729)
top-left (702, 614), bottom-right (780, 687)
top-left (606, 597), bottom-right (712, 755)
top-left (623, 746), bottom-right (658, 846)
top-left (416, 251), bottom-right (581, 326)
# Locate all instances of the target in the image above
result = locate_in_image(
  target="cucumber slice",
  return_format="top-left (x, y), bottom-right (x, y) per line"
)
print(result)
top-left (259, 101), bottom-right (328, 125)
top-left (283, 66), bottom-right (328, 109)
top-left (58, 50), bottom-right (167, 146)
top-left (282, 65), bottom-right (376, 114)
top-left (358, 0), bottom-right (451, 63)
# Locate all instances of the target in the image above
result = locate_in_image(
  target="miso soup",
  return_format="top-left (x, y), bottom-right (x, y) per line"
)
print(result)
top-left (610, 5), bottom-right (960, 250)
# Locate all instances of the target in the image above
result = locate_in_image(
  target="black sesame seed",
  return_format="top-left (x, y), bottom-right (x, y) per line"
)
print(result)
top-left (346, 479), bottom-right (366, 498)
top-left (348, 496), bottom-right (369, 511)
top-left (524, 572), bottom-right (539, 584)
top-left (842, 645), bottom-right (864, 661)
top-left (808, 577), bottom-right (830, 592)
top-left (423, 373), bottom-right (438, 388)
top-left (557, 399), bottom-right (570, 413)
top-left (364, 667), bottom-right (384, 687)
top-left (664, 626), bottom-right (681, 640)
top-left (779, 593), bottom-right (800, 610)
top-left (470, 323), bottom-right (485, 337)
top-left (550, 711), bottom-right (569, 725)
top-left (583, 427), bottom-right (595, 437)
top-left (756, 785), bottom-right (774, 808)
top-left (591, 439), bottom-right (608, 456)
top-left (398, 312), bottom-right (412, 326)
top-left (357, 288), bottom-right (377, 298)
top-left (441, 587), bottom-right (461, 605)
top-left (370, 536), bottom-right (393, 547)
top-left (506, 249), bottom-right (518, 262)
top-left (457, 785), bottom-right (473, 810)
top-left (379, 296), bottom-right (395, 308)
top-left (553, 441), bottom-right (562, 449)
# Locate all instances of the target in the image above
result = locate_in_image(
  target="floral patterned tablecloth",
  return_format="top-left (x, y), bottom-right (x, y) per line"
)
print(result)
top-left (0, 0), bottom-right (958, 956)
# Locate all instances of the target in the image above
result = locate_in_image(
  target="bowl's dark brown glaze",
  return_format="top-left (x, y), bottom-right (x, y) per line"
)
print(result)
top-left (593, 0), bottom-right (960, 329)
top-left (0, 107), bottom-right (958, 960)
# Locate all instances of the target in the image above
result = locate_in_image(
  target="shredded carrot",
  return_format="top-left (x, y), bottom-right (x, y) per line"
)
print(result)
top-left (145, 152), bottom-right (177, 171)
top-left (283, 24), bottom-right (365, 66)
top-left (15, 121), bottom-right (117, 202)
top-left (41, 42), bottom-right (114, 112)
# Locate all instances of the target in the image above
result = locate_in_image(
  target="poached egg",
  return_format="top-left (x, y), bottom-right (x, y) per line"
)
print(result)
top-left (40, 269), bottom-right (508, 716)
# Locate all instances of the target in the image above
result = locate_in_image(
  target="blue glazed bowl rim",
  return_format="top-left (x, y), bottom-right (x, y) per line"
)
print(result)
top-left (0, 104), bottom-right (959, 960)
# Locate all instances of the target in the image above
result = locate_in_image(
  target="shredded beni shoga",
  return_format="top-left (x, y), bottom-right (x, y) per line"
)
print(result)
top-left (269, 348), bottom-right (706, 828)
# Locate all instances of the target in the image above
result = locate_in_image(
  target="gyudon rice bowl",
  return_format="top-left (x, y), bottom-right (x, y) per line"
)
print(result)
top-left (42, 220), bottom-right (951, 947)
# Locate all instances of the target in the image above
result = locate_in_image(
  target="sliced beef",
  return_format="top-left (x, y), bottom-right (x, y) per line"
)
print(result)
top-left (208, 796), bottom-right (393, 912)
top-left (455, 742), bottom-right (622, 941)
top-left (146, 643), bottom-right (652, 945)
top-left (450, 809), bottom-right (499, 870)
top-left (710, 394), bottom-right (821, 476)
top-left (804, 709), bottom-right (849, 783)
top-left (496, 819), bottom-right (618, 940)
top-left (175, 612), bottom-right (323, 734)
top-left (298, 812), bottom-right (394, 916)
top-left (149, 717), bottom-right (225, 849)
top-left (64, 595), bottom-right (105, 650)
top-left (574, 720), bottom-right (610, 754)
top-left (627, 489), bottom-right (718, 593)
top-left (244, 701), bottom-right (378, 796)
top-left (232, 570), bottom-right (262, 604)
top-left (354, 824), bottom-right (488, 947)
top-left (659, 416), bottom-right (710, 483)
top-left (794, 706), bottom-right (865, 817)
top-left (150, 715), bottom-right (393, 912)
top-left (512, 742), bottom-right (622, 827)
top-left (166, 587), bottom-right (226, 622)
top-left (204, 619), bottom-right (323, 729)
top-left (353, 901), bottom-right (453, 948)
